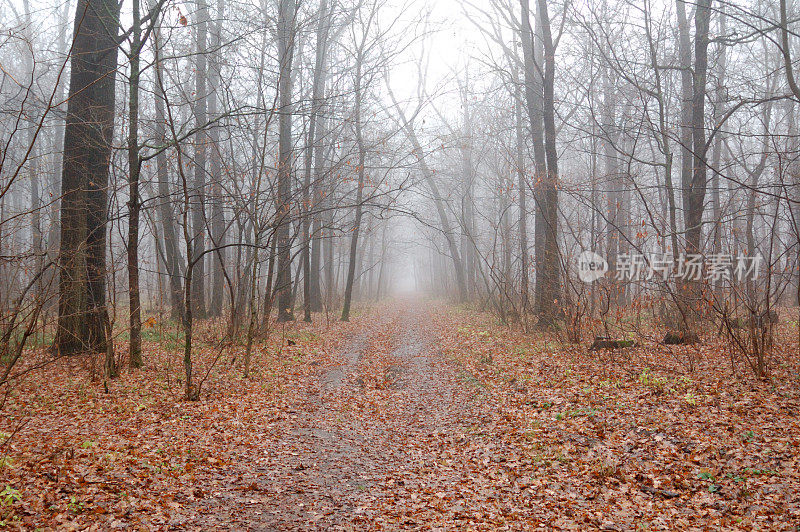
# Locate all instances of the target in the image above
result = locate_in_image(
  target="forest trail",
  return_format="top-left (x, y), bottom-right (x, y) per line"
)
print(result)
top-left (204, 300), bottom-right (488, 530)
top-left (5, 299), bottom-right (799, 529)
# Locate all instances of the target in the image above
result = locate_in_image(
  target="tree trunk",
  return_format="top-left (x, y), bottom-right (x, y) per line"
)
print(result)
top-left (127, 0), bottom-right (143, 367)
top-left (459, 75), bottom-right (477, 297)
top-left (602, 63), bottom-right (620, 271)
top-left (309, 112), bottom-right (326, 311)
top-left (43, 0), bottom-right (72, 317)
top-left (535, 0), bottom-right (561, 324)
top-left (21, 0), bottom-right (43, 305)
top-left (324, 211), bottom-right (335, 308)
top-left (676, 0), bottom-right (694, 251)
top-left (375, 222), bottom-right (387, 300)
top-left (55, 0), bottom-right (120, 357)
top-left (243, 244), bottom-right (258, 377)
top-left (208, 0), bottom-right (226, 318)
top-left (520, 0), bottom-right (549, 316)
top-left (710, 6), bottom-right (727, 295)
top-left (342, 46), bottom-right (366, 322)
top-left (644, 0), bottom-right (679, 263)
top-left (183, 217), bottom-right (196, 400)
top-left (274, 0), bottom-right (297, 322)
top-left (262, 233), bottom-right (278, 326)
top-left (685, 0), bottom-right (712, 257)
top-left (191, 0), bottom-right (209, 319)
top-left (303, 0), bottom-right (330, 321)
top-left (154, 27), bottom-right (185, 321)
top-left (31, 136), bottom-right (42, 297)
top-left (514, 68), bottom-right (529, 312)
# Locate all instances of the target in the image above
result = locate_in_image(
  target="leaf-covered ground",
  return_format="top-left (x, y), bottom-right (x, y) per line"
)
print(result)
top-left (0, 299), bottom-right (798, 530)
top-left (429, 306), bottom-right (800, 530)
top-left (0, 313), bottom-right (362, 529)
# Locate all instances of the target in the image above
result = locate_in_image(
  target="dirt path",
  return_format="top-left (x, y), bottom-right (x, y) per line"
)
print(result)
top-left (204, 301), bottom-right (487, 530)
top-left (9, 298), bottom-right (798, 529)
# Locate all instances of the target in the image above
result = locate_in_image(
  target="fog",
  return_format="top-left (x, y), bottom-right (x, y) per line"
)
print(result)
top-left (0, 0), bottom-right (798, 364)
top-left (4, 1), bottom-right (800, 526)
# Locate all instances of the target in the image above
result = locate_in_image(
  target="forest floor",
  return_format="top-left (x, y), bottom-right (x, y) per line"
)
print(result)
top-left (1, 298), bottom-right (799, 530)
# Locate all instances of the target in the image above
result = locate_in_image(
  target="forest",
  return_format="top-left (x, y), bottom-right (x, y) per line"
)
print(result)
top-left (0, 0), bottom-right (799, 528)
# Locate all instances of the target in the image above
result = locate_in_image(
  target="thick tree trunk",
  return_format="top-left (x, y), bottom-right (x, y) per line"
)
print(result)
top-left (535, 0), bottom-right (561, 324)
top-left (674, 0), bottom-right (711, 322)
top-left (274, 0), bottom-right (296, 322)
top-left (685, 0), bottom-right (711, 254)
top-left (676, 0), bottom-right (694, 250)
top-left (685, 0), bottom-right (712, 257)
top-left (520, 0), bottom-right (549, 316)
top-left (55, 0), bottom-right (120, 358)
